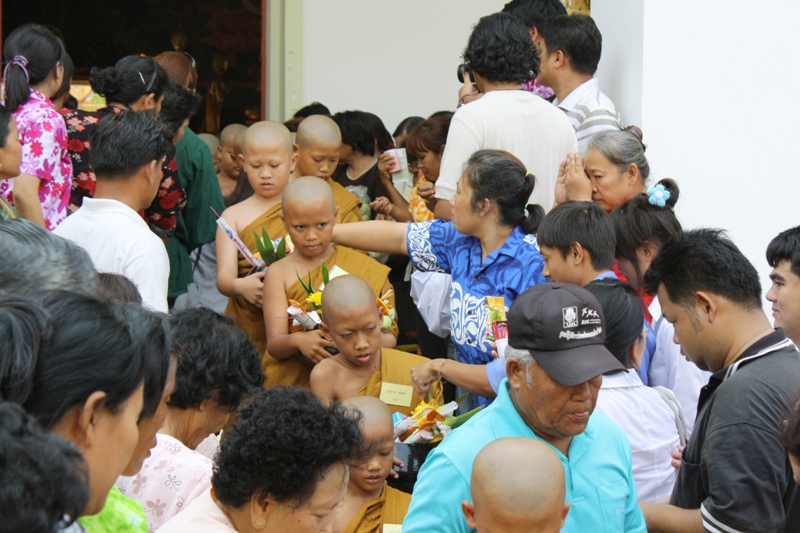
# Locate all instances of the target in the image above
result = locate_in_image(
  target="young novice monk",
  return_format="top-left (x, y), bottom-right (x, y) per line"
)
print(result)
top-left (333, 396), bottom-right (412, 533)
top-left (462, 438), bottom-right (570, 533)
top-left (311, 275), bottom-right (443, 414)
top-left (292, 114), bottom-right (363, 224)
top-left (216, 121), bottom-right (298, 354)
top-left (263, 177), bottom-right (399, 389)
top-left (216, 123), bottom-right (246, 202)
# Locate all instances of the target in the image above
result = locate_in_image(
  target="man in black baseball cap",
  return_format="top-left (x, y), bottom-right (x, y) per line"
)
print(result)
top-left (403, 282), bottom-right (646, 533)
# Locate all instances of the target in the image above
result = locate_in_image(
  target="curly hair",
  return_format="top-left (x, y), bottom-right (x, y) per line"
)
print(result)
top-left (212, 387), bottom-right (361, 508)
top-left (0, 402), bottom-right (89, 532)
top-left (167, 308), bottom-right (264, 412)
top-left (462, 13), bottom-right (539, 85)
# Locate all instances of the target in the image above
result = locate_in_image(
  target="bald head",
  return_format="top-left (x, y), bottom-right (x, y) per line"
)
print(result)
top-left (471, 438), bottom-right (566, 522)
top-left (198, 133), bottom-right (220, 152)
top-left (220, 124), bottom-right (246, 146)
top-left (342, 396), bottom-right (393, 433)
top-left (243, 121), bottom-right (293, 155)
top-left (321, 275), bottom-right (376, 322)
top-left (296, 115), bottom-right (342, 149)
top-left (282, 175), bottom-right (336, 212)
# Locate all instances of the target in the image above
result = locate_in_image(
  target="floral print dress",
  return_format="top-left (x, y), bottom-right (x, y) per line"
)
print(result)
top-left (0, 89), bottom-right (72, 230)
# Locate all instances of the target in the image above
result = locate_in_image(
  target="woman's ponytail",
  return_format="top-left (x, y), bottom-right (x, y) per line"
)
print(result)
top-left (3, 24), bottom-right (64, 113)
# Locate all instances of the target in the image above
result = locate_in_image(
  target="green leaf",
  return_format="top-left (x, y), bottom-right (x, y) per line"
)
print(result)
top-left (262, 228), bottom-right (275, 254)
top-left (443, 406), bottom-right (483, 430)
top-left (307, 271), bottom-right (314, 294)
top-left (277, 236), bottom-right (287, 259)
top-left (455, 392), bottom-right (470, 405)
top-left (321, 261), bottom-right (330, 285)
top-left (296, 270), bottom-right (312, 295)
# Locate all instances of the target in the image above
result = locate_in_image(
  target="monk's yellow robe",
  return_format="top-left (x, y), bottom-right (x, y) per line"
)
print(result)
top-left (263, 245), bottom-right (399, 389)
top-left (328, 179), bottom-right (364, 224)
top-left (343, 486), bottom-right (411, 533)
top-left (225, 204), bottom-right (285, 355)
top-left (358, 348), bottom-right (444, 417)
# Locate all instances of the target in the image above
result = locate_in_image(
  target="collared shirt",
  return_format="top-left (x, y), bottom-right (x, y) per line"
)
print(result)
top-left (595, 370), bottom-right (680, 502)
top-left (406, 221), bottom-right (546, 404)
top-left (54, 198), bottom-right (170, 313)
top-left (402, 380), bottom-right (646, 533)
top-left (671, 329), bottom-right (800, 533)
top-left (554, 78), bottom-right (623, 155)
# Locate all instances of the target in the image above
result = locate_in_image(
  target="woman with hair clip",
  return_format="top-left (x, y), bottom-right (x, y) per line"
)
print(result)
top-left (155, 51), bottom-right (227, 306)
top-left (0, 24), bottom-right (71, 230)
top-left (332, 149), bottom-right (547, 409)
top-left (62, 55), bottom-right (187, 240)
top-left (609, 179), bottom-right (712, 435)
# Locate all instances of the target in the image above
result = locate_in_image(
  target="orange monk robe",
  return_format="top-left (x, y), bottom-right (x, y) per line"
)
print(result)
top-left (358, 348), bottom-right (444, 417)
top-left (263, 245), bottom-right (399, 389)
top-left (343, 486), bottom-right (411, 533)
top-left (225, 204), bottom-right (285, 355)
top-left (328, 179), bottom-right (364, 224)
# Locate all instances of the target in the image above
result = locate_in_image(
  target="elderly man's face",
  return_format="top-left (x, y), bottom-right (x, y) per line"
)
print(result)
top-left (508, 359), bottom-right (601, 449)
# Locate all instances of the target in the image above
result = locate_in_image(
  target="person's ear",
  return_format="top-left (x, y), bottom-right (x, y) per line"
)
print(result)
top-left (639, 240), bottom-right (658, 261)
top-left (289, 151), bottom-right (299, 173)
top-left (333, 205), bottom-right (339, 221)
top-left (561, 502), bottom-right (571, 527)
top-left (146, 160), bottom-right (160, 185)
top-left (570, 242), bottom-right (584, 265)
top-left (279, 210), bottom-right (285, 224)
top-left (505, 357), bottom-right (527, 391)
top-left (695, 291), bottom-right (718, 324)
top-left (320, 322), bottom-right (330, 337)
top-left (78, 390), bottom-right (108, 448)
top-left (143, 93), bottom-right (157, 111)
top-left (292, 142), bottom-right (300, 155)
top-left (438, 144), bottom-right (446, 157)
top-left (553, 49), bottom-right (566, 68)
top-left (625, 163), bottom-right (640, 185)
top-left (249, 493), bottom-right (269, 530)
top-left (461, 501), bottom-right (477, 529)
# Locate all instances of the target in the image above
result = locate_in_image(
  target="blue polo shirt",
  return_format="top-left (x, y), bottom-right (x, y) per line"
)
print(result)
top-left (402, 380), bottom-right (646, 533)
top-left (407, 221), bottom-right (545, 403)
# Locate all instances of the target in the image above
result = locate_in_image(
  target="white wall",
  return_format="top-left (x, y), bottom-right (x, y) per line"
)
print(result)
top-left (301, 0), bottom-right (507, 133)
top-left (594, 0), bottom-right (800, 299)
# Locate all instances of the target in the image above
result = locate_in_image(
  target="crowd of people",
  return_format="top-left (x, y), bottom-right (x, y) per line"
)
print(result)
top-left (1, 1), bottom-right (800, 532)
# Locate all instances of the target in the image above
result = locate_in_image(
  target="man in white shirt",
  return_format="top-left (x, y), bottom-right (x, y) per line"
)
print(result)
top-left (432, 13), bottom-right (578, 219)
top-left (55, 110), bottom-right (172, 313)
top-left (536, 14), bottom-right (622, 154)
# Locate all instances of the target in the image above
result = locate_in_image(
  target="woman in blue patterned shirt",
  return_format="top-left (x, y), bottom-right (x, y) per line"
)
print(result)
top-left (332, 149), bottom-right (547, 406)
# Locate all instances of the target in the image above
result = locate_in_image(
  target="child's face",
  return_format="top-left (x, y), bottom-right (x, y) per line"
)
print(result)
top-left (324, 299), bottom-right (382, 368)
top-left (349, 421), bottom-right (395, 494)
top-left (282, 198), bottom-right (336, 258)
top-left (416, 148), bottom-right (443, 182)
top-left (218, 138), bottom-right (241, 180)
top-left (539, 244), bottom-right (582, 285)
top-left (240, 140), bottom-right (297, 199)
top-left (297, 140), bottom-right (341, 181)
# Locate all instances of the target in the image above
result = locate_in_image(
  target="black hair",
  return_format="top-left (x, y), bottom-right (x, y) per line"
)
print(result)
top-left (159, 79), bottom-right (202, 139)
top-left (89, 109), bottom-right (173, 180)
top-left (538, 14), bottom-right (602, 76)
top-left (462, 13), bottom-right (540, 85)
top-left (112, 303), bottom-right (172, 422)
top-left (428, 110), bottom-right (455, 120)
top-left (227, 169), bottom-right (255, 207)
top-left (0, 295), bottom-right (50, 403)
top-left (333, 111), bottom-right (376, 156)
top-left (610, 178), bottom-right (681, 287)
top-left (780, 399), bottom-right (800, 460)
top-left (89, 55), bottom-right (170, 107)
top-left (0, 105), bottom-right (12, 147)
top-left (584, 279), bottom-right (644, 369)
top-left (212, 387), bottom-right (361, 508)
top-left (168, 308), bottom-right (264, 412)
top-left (51, 51), bottom-right (74, 102)
top-left (293, 101), bottom-right (331, 119)
top-left (63, 95), bottom-right (79, 111)
top-left (0, 402), bottom-right (89, 533)
top-left (501, 0), bottom-right (567, 30)
top-left (96, 273), bottom-right (143, 304)
top-left (537, 201), bottom-right (615, 271)
top-left (465, 149), bottom-right (543, 234)
top-left (3, 24), bottom-right (65, 113)
top-left (393, 116), bottom-right (424, 141)
top-left (767, 225), bottom-right (800, 278)
top-left (364, 112), bottom-right (392, 153)
top-left (2, 291), bottom-right (145, 430)
top-left (644, 229), bottom-right (763, 312)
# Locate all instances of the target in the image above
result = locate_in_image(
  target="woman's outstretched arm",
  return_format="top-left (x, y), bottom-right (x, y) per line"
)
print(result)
top-left (332, 220), bottom-right (410, 256)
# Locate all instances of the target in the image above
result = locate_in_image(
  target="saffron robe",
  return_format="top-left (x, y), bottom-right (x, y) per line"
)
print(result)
top-left (343, 486), bottom-right (411, 533)
top-left (358, 348), bottom-right (444, 416)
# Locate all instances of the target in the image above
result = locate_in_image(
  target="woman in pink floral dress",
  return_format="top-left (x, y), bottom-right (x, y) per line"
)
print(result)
top-left (1, 24), bottom-right (71, 230)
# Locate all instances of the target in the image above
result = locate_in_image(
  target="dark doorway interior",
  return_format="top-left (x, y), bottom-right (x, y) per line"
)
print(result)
top-left (2, 0), bottom-right (263, 133)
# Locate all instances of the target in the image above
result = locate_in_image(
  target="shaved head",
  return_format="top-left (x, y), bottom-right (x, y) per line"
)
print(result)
top-left (198, 133), bottom-right (219, 152)
top-left (296, 115), bottom-right (342, 149)
top-left (233, 127), bottom-right (246, 154)
top-left (342, 395), bottom-right (393, 434)
top-left (220, 123), bottom-right (246, 146)
top-left (243, 121), bottom-right (293, 156)
top-left (471, 438), bottom-right (566, 524)
top-left (321, 275), bottom-right (376, 322)
top-left (282, 175), bottom-right (336, 212)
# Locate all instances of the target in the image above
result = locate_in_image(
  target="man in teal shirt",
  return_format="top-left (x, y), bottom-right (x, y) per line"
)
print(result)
top-left (402, 283), bottom-right (646, 533)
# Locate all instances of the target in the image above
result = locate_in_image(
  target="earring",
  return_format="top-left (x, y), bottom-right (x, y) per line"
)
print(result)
top-left (255, 519), bottom-right (266, 529)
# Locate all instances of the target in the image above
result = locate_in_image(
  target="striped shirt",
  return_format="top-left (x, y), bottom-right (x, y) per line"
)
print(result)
top-left (555, 78), bottom-right (623, 154)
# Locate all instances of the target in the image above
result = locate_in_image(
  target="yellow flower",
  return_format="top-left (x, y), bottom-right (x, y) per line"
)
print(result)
top-left (306, 292), bottom-right (322, 308)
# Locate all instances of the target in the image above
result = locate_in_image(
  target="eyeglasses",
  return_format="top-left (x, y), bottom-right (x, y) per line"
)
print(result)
top-left (138, 57), bottom-right (158, 93)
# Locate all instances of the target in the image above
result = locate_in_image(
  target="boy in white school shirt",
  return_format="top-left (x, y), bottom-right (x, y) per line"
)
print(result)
top-left (55, 110), bottom-right (172, 312)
